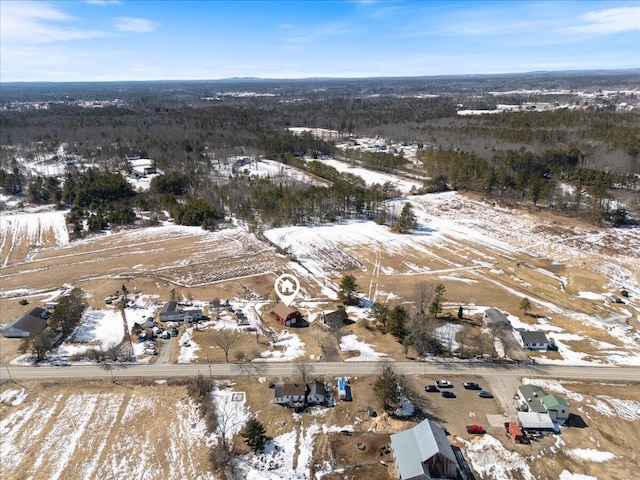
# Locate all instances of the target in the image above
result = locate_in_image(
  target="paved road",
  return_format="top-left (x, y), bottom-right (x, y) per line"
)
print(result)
top-left (2, 361), bottom-right (639, 383)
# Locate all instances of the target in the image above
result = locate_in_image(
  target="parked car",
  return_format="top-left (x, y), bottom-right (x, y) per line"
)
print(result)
top-left (463, 382), bottom-right (481, 390)
top-left (144, 348), bottom-right (158, 355)
top-left (424, 385), bottom-right (440, 392)
top-left (170, 327), bottom-right (179, 336)
top-left (436, 380), bottom-right (453, 388)
top-left (441, 391), bottom-right (456, 398)
top-left (478, 390), bottom-right (494, 398)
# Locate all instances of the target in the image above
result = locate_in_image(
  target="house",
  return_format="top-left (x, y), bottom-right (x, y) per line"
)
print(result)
top-left (158, 302), bottom-right (203, 322)
top-left (390, 419), bottom-right (458, 480)
top-left (483, 307), bottom-right (511, 328)
top-left (271, 303), bottom-right (303, 327)
top-left (519, 331), bottom-right (549, 350)
top-left (322, 306), bottom-right (349, 328)
top-left (2, 307), bottom-right (49, 338)
top-left (159, 301), bottom-right (184, 322)
top-left (273, 383), bottom-right (307, 406)
top-left (307, 380), bottom-right (326, 405)
top-left (541, 394), bottom-right (570, 424)
top-left (182, 309), bottom-right (203, 323)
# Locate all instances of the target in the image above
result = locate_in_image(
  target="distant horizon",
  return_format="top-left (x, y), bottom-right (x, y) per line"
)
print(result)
top-left (1, 1), bottom-right (639, 83)
top-left (2, 67), bottom-right (639, 86)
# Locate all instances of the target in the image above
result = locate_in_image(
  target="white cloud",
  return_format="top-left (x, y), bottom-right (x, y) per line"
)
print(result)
top-left (114, 16), bottom-right (159, 33)
top-left (0, 1), bottom-right (106, 44)
top-left (565, 6), bottom-right (640, 35)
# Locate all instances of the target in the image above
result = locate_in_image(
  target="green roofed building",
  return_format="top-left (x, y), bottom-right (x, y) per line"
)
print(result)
top-left (541, 394), bottom-right (570, 424)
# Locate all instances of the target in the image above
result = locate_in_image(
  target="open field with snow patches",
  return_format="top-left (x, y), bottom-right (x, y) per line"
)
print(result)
top-left (2, 376), bottom-right (638, 480)
top-left (2, 168), bottom-right (640, 479)
top-left (0, 380), bottom-right (213, 480)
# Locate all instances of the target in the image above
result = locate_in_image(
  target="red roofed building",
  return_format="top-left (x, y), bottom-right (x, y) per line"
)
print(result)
top-left (271, 303), bottom-right (302, 326)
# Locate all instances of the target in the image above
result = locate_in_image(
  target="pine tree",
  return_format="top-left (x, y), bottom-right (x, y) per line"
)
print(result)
top-left (395, 203), bottom-right (417, 233)
top-left (241, 418), bottom-right (266, 452)
top-left (429, 283), bottom-right (446, 318)
top-left (519, 297), bottom-right (532, 316)
top-left (339, 274), bottom-right (359, 306)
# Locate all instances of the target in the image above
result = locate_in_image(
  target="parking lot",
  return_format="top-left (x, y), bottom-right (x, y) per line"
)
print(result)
top-left (412, 375), bottom-right (514, 441)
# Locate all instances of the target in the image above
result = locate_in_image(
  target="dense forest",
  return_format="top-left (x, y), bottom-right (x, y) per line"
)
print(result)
top-left (1, 72), bottom-right (639, 232)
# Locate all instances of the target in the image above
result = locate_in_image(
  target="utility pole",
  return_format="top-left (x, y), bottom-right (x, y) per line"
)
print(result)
top-left (117, 285), bottom-right (134, 361)
top-left (5, 363), bottom-right (13, 382)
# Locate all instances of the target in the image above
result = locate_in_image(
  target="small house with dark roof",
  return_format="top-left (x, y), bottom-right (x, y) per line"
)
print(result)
top-left (518, 331), bottom-right (549, 350)
top-left (322, 306), bottom-right (349, 328)
top-left (2, 307), bottom-right (49, 338)
top-left (271, 303), bottom-right (302, 327)
top-left (390, 419), bottom-right (458, 480)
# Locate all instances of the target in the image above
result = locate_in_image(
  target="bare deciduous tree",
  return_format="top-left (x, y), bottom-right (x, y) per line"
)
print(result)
top-left (295, 357), bottom-right (314, 385)
top-left (211, 329), bottom-right (241, 363)
top-left (414, 281), bottom-right (433, 314)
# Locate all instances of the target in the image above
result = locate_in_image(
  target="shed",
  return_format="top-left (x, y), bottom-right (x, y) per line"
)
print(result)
top-left (2, 307), bottom-right (49, 338)
top-left (271, 303), bottom-right (302, 327)
top-left (390, 419), bottom-right (458, 480)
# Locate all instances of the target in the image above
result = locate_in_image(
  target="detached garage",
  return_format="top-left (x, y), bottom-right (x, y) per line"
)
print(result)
top-left (271, 303), bottom-right (303, 327)
top-left (2, 307), bottom-right (49, 338)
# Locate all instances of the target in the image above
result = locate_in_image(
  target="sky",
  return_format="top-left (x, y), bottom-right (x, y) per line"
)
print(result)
top-left (1, 0), bottom-right (639, 82)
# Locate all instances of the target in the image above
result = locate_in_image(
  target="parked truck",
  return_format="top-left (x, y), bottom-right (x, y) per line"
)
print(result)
top-left (466, 424), bottom-right (486, 434)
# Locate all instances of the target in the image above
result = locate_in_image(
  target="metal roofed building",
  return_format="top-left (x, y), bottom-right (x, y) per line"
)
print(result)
top-left (516, 385), bottom-right (548, 413)
top-left (390, 419), bottom-right (458, 480)
top-left (541, 394), bottom-right (570, 424)
top-left (2, 307), bottom-right (49, 338)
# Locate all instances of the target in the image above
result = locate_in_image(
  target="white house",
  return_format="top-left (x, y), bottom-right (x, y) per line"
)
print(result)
top-left (307, 380), bottom-right (326, 405)
top-left (273, 383), bottom-right (307, 406)
top-left (518, 330), bottom-right (549, 351)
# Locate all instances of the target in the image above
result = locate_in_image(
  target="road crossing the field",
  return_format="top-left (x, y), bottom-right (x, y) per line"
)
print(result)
top-left (2, 361), bottom-right (638, 383)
